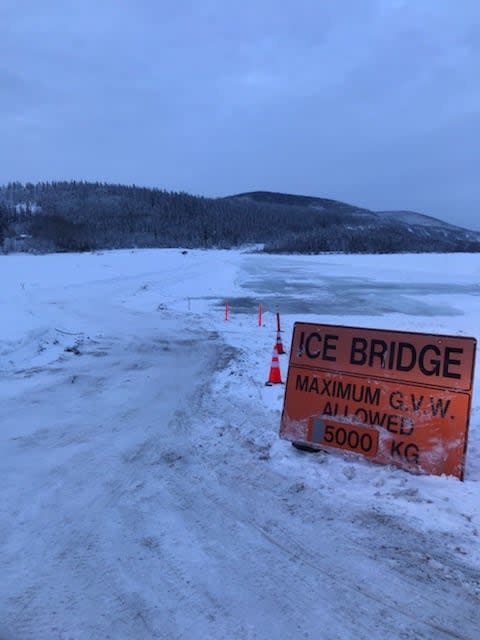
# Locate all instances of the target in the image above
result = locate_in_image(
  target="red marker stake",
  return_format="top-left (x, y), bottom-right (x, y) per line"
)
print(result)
top-left (225, 302), bottom-right (229, 321)
top-left (258, 303), bottom-right (263, 327)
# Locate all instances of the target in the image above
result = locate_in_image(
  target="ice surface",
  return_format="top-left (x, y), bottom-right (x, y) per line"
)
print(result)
top-left (0, 249), bottom-right (479, 639)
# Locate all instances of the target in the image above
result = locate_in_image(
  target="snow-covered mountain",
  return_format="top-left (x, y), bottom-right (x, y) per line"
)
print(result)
top-left (1, 183), bottom-right (479, 254)
top-left (377, 210), bottom-right (463, 229)
top-left (227, 191), bottom-right (480, 253)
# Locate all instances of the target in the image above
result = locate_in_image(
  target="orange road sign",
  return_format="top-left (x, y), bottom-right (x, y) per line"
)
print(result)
top-left (280, 323), bottom-right (476, 480)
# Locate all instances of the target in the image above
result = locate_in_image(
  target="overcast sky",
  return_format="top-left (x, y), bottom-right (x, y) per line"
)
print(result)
top-left (1, 0), bottom-right (479, 228)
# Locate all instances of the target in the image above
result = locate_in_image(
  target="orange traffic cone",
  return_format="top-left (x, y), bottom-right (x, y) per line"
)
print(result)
top-left (275, 331), bottom-right (286, 355)
top-left (266, 350), bottom-right (283, 385)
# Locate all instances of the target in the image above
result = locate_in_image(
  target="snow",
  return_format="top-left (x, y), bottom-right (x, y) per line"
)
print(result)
top-left (1, 248), bottom-right (479, 639)
top-left (377, 211), bottom-right (462, 230)
top-left (14, 203), bottom-right (41, 215)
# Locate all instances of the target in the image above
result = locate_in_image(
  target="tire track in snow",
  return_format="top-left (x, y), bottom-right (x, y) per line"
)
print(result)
top-left (192, 382), bottom-right (480, 640)
top-left (0, 326), bottom-right (221, 640)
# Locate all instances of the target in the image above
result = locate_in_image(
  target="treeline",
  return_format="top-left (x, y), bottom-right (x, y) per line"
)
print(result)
top-left (1, 181), bottom-right (294, 252)
top-left (262, 223), bottom-right (480, 254)
top-left (0, 181), bottom-right (479, 254)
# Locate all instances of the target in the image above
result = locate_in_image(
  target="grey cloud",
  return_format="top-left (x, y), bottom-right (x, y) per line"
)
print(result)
top-left (0, 0), bottom-right (479, 229)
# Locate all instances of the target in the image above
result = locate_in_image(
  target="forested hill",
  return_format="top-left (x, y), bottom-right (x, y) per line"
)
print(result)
top-left (225, 190), bottom-right (374, 213)
top-left (0, 181), bottom-right (479, 254)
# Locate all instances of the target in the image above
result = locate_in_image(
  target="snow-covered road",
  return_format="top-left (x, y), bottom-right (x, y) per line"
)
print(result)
top-left (1, 249), bottom-right (479, 639)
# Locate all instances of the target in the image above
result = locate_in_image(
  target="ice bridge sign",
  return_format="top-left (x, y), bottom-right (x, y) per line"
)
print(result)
top-left (280, 323), bottom-right (476, 480)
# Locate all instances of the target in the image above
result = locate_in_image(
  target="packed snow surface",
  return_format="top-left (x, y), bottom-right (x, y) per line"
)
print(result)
top-left (1, 248), bottom-right (479, 640)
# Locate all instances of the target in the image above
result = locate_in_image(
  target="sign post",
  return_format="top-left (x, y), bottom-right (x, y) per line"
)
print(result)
top-left (280, 323), bottom-right (476, 480)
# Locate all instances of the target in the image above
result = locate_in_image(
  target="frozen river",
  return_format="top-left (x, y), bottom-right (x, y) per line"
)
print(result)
top-left (1, 249), bottom-right (479, 640)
